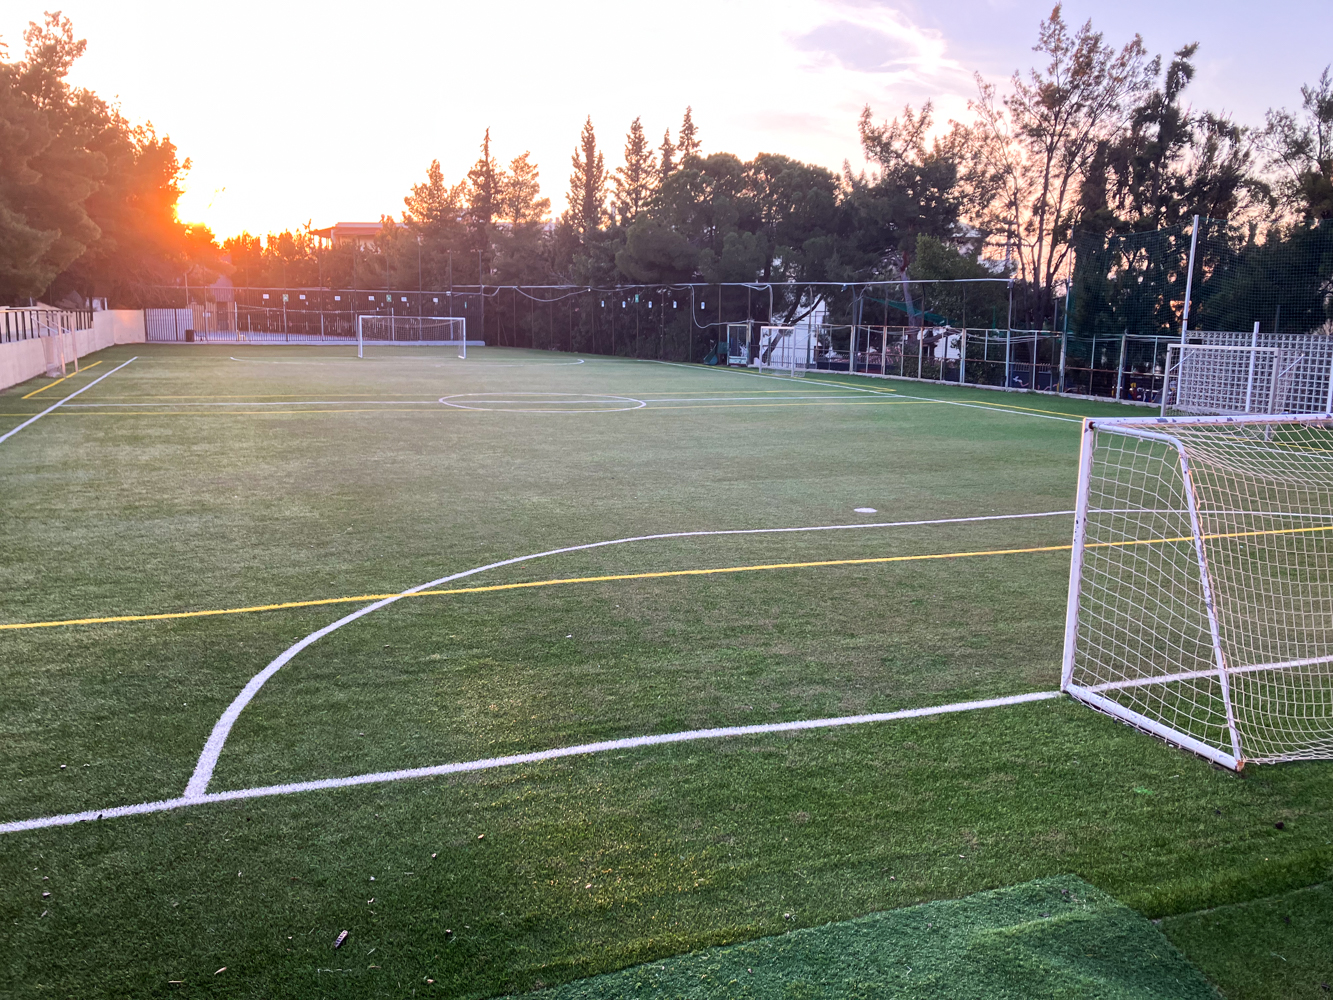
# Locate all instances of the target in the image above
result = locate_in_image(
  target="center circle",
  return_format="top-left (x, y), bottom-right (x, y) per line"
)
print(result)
top-left (439, 392), bottom-right (647, 413)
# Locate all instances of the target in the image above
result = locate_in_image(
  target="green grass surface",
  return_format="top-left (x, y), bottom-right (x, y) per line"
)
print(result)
top-left (1162, 882), bottom-right (1333, 999)
top-left (536, 875), bottom-right (1217, 999)
top-left (1, 344), bottom-right (1329, 997)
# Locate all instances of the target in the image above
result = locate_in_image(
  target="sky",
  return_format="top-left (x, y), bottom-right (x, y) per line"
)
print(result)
top-left (3, 0), bottom-right (1328, 241)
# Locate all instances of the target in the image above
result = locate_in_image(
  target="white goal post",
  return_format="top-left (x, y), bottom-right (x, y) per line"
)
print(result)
top-left (1062, 413), bottom-right (1333, 769)
top-left (356, 315), bottom-right (468, 358)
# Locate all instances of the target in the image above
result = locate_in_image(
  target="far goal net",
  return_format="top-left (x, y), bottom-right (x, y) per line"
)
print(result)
top-left (1062, 414), bottom-right (1333, 769)
top-left (357, 315), bottom-right (467, 358)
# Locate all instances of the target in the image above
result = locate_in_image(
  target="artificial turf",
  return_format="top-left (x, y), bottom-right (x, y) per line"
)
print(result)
top-left (535, 875), bottom-right (1218, 999)
top-left (1, 343), bottom-right (1329, 997)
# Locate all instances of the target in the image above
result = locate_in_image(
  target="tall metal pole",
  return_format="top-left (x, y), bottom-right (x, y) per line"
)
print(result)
top-left (1180, 214), bottom-right (1200, 342)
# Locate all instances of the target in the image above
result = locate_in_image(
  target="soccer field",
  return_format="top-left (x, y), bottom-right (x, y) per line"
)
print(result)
top-left (2, 344), bottom-right (1330, 997)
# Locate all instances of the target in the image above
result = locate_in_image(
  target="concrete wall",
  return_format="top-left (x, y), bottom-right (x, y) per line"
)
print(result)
top-left (0, 309), bottom-right (144, 392)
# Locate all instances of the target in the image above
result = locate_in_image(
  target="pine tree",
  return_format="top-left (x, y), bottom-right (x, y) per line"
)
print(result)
top-left (403, 159), bottom-right (465, 230)
top-left (466, 129), bottom-right (505, 233)
top-left (658, 128), bottom-right (675, 184)
top-left (677, 106), bottom-right (700, 160)
top-left (565, 116), bottom-right (608, 237)
top-left (501, 151), bottom-right (550, 227)
top-left (613, 117), bottom-right (656, 224)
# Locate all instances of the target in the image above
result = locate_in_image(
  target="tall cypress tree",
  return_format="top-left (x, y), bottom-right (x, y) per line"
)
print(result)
top-left (613, 117), bottom-right (656, 224)
top-left (466, 128), bottom-right (504, 236)
top-left (658, 128), bottom-right (675, 184)
top-left (565, 116), bottom-right (608, 237)
top-left (677, 106), bottom-right (700, 160)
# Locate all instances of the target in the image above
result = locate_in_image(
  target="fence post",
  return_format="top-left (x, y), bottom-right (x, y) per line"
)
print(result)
top-left (1115, 332), bottom-right (1128, 400)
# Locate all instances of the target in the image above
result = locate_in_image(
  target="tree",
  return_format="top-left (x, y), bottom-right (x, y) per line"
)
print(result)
top-left (968, 6), bottom-right (1156, 319)
top-left (0, 13), bottom-right (102, 299)
top-left (403, 158), bottom-right (466, 232)
top-left (565, 116), bottom-right (608, 237)
top-left (1262, 67), bottom-right (1333, 222)
top-left (849, 102), bottom-right (967, 274)
top-left (0, 12), bottom-right (219, 303)
top-left (613, 117), bottom-right (656, 224)
top-left (1076, 44), bottom-right (1263, 234)
top-left (677, 106), bottom-right (699, 159)
top-left (500, 151), bottom-right (550, 227)
top-left (466, 129), bottom-right (505, 237)
top-left (658, 128), bottom-right (675, 184)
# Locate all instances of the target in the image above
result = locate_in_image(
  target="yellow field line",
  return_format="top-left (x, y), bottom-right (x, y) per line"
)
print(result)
top-left (936, 397), bottom-right (1096, 420)
top-left (9, 522), bottom-right (1332, 633)
top-left (0, 543), bottom-right (1071, 631)
top-left (19, 361), bottom-right (103, 399)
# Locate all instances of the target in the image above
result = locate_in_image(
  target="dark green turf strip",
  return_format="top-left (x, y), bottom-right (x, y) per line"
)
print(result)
top-left (530, 875), bottom-right (1217, 999)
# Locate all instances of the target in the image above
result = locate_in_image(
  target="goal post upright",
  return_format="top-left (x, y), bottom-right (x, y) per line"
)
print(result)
top-left (1060, 418), bottom-right (1096, 691)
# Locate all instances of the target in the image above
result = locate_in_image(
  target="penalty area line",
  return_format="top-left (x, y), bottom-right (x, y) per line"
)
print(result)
top-left (0, 691), bottom-right (1061, 835)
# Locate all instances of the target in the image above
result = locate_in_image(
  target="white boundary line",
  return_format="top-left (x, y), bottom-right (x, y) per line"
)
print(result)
top-left (0, 691), bottom-right (1060, 835)
top-left (183, 509), bottom-right (1073, 799)
top-left (0, 357), bottom-right (138, 445)
top-left (648, 360), bottom-right (1083, 423)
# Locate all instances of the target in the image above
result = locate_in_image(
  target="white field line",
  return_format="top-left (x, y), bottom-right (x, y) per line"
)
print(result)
top-left (647, 360), bottom-right (1083, 423)
top-left (0, 691), bottom-right (1060, 835)
top-left (0, 357), bottom-right (139, 445)
top-left (183, 509), bottom-right (1073, 798)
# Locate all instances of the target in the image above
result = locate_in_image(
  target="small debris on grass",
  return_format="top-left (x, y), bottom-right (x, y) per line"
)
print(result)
top-left (566, 634), bottom-right (572, 638)
top-left (1275, 821), bottom-right (1286, 830)
top-left (444, 929), bottom-right (453, 937)
top-left (783, 913), bottom-right (792, 920)
top-left (214, 967), bottom-right (227, 975)
top-left (60, 765), bottom-right (66, 770)
top-left (168, 981), bottom-right (184, 985)
top-left (39, 910), bottom-right (47, 918)
top-left (431, 853), bottom-right (437, 859)
top-left (477, 834), bottom-right (485, 840)
top-left (426, 979), bottom-right (434, 984)
top-left (334, 930), bottom-right (348, 949)
top-left (369, 876), bottom-right (375, 881)
top-left (42, 892), bottom-right (50, 898)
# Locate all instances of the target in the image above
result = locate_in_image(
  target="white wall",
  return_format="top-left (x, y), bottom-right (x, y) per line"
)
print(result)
top-left (0, 310), bottom-right (144, 392)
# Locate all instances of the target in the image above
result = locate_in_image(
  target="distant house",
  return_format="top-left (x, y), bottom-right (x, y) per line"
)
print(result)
top-left (311, 221), bottom-right (405, 250)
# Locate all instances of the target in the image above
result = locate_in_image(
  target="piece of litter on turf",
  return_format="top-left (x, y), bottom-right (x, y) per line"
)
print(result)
top-left (431, 853), bottom-right (437, 859)
top-left (854, 507), bottom-right (877, 514)
top-left (566, 634), bottom-right (572, 638)
top-left (214, 967), bottom-right (227, 975)
top-left (369, 876), bottom-right (375, 881)
top-left (168, 981), bottom-right (183, 985)
top-left (334, 930), bottom-right (348, 949)
top-left (60, 764), bottom-right (66, 769)
top-left (477, 834), bottom-right (484, 840)
top-left (42, 892), bottom-right (50, 898)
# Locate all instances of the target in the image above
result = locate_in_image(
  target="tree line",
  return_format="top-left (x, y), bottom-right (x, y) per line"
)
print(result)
top-left (3, 7), bottom-right (1330, 330)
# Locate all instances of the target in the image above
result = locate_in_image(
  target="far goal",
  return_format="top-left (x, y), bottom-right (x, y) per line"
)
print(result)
top-left (1062, 414), bottom-right (1333, 769)
top-left (357, 315), bottom-right (467, 358)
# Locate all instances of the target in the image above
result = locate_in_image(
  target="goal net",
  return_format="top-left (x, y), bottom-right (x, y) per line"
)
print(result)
top-left (1062, 414), bottom-right (1333, 769)
top-left (357, 315), bottom-right (467, 358)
